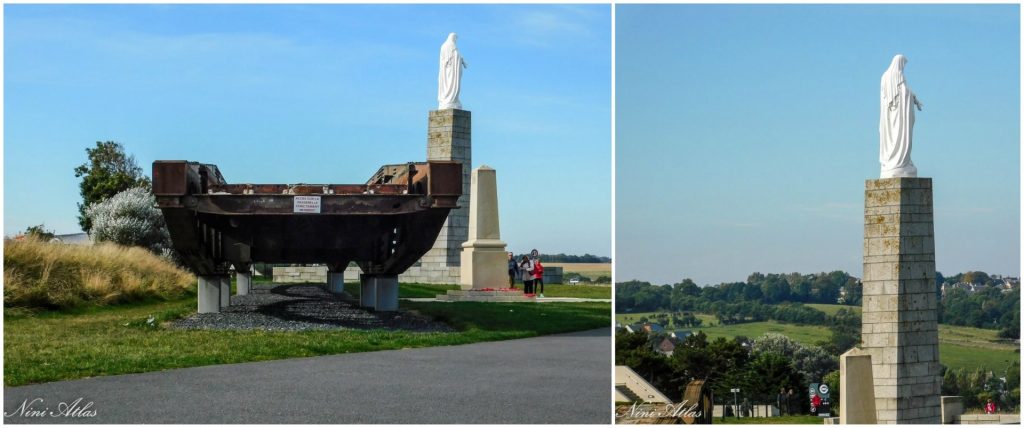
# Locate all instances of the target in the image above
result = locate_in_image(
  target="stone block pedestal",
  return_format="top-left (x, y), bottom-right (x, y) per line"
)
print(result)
top-left (861, 177), bottom-right (941, 423)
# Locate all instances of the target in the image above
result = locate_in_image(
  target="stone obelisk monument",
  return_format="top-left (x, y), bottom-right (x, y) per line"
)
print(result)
top-left (460, 165), bottom-right (507, 290)
top-left (842, 54), bottom-right (940, 424)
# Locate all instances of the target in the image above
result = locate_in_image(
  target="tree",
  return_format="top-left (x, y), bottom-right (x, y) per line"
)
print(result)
top-left (74, 141), bottom-right (151, 232)
top-left (85, 187), bottom-right (172, 256)
top-left (24, 224), bottom-right (55, 241)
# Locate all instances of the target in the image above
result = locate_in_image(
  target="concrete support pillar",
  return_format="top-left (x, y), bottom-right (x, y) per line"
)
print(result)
top-left (360, 274), bottom-right (377, 309)
top-left (236, 270), bottom-right (251, 296)
top-left (198, 276), bottom-right (220, 313)
top-left (460, 165), bottom-right (508, 290)
top-left (374, 275), bottom-right (399, 312)
top-left (861, 178), bottom-right (941, 423)
top-left (328, 272), bottom-right (345, 294)
top-left (219, 275), bottom-right (231, 308)
top-left (359, 274), bottom-right (398, 311)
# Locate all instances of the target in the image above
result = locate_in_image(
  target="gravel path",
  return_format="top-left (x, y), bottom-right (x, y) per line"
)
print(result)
top-left (171, 283), bottom-right (452, 332)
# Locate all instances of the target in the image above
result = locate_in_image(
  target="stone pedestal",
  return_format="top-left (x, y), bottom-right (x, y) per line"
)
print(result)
top-left (327, 271), bottom-right (345, 294)
top-left (219, 275), bottom-right (231, 308)
top-left (861, 177), bottom-right (941, 423)
top-left (198, 276), bottom-right (220, 314)
top-left (404, 108), bottom-right (471, 285)
top-left (460, 165), bottom-right (507, 290)
top-left (236, 271), bottom-right (251, 296)
top-left (839, 348), bottom-right (876, 424)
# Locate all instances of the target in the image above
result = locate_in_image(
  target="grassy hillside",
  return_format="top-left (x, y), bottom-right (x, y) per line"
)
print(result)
top-left (616, 310), bottom-right (1019, 372)
top-left (4, 238), bottom-right (195, 311)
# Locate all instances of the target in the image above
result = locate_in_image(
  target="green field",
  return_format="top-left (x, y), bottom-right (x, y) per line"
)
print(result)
top-left (4, 295), bottom-right (610, 386)
top-left (616, 310), bottom-right (1019, 372)
top-left (804, 303), bottom-right (861, 315)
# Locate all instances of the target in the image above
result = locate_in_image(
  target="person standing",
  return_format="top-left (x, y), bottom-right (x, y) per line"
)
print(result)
top-left (533, 256), bottom-right (545, 297)
top-left (507, 252), bottom-right (519, 289)
top-left (777, 388), bottom-right (786, 416)
top-left (519, 255), bottom-right (535, 294)
top-left (985, 399), bottom-right (997, 414)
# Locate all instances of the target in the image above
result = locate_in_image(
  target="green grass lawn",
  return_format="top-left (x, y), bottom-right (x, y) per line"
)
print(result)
top-left (716, 415), bottom-right (825, 424)
top-left (616, 310), bottom-right (1019, 372)
top-left (335, 282), bottom-right (610, 300)
top-left (4, 296), bottom-right (610, 386)
top-left (540, 284), bottom-right (611, 299)
top-left (804, 303), bottom-right (861, 315)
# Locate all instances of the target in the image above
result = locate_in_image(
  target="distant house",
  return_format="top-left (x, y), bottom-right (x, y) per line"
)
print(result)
top-left (656, 337), bottom-right (675, 356)
top-left (643, 323), bottom-right (665, 334)
top-left (50, 233), bottom-right (92, 245)
top-left (625, 323), bottom-right (644, 334)
top-left (671, 330), bottom-right (692, 340)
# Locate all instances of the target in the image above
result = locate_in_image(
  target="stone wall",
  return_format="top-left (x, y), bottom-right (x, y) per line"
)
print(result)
top-left (956, 414), bottom-right (1020, 424)
top-left (272, 266), bottom-right (327, 283)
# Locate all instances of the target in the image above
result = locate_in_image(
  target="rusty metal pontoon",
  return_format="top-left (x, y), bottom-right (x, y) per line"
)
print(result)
top-left (153, 160), bottom-right (461, 312)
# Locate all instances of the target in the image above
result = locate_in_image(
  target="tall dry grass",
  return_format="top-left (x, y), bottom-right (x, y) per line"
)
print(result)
top-left (4, 238), bottom-right (195, 310)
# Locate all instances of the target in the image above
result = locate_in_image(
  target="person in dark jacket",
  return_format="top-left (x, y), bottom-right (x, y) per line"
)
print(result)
top-left (507, 252), bottom-right (518, 289)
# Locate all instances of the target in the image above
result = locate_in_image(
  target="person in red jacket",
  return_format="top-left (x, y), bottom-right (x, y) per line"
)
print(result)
top-left (985, 399), bottom-right (997, 414)
top-left (533, 257), bottom-right (545, 297)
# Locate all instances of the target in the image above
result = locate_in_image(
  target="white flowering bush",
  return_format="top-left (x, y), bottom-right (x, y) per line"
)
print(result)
top-left (85, 187), bottom-right (172, 255)
top-left (751, 333), bottom-right (838, 384)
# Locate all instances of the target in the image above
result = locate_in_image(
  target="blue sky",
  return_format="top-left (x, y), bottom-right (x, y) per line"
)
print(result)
top-left (4, 4), bottom-right (612, 257)
top-left (617, 4), bottom-right (1020, 285)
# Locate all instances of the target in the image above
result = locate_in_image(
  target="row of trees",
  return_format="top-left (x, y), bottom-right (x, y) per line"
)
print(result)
top-left (618, 272), bottom-right (1021, 335)
top-left (941, 286), bottom-right (1020, 339)
top-left (942, 364), bottom-right (1020, 412)
top-left (616, 271), bottom-right (860, 314)
top-left (616, 330), bottom-right (836, 409)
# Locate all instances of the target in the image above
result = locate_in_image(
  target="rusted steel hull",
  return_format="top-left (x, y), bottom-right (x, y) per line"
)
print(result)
top-left (153, 160), bottom-right (461, 276)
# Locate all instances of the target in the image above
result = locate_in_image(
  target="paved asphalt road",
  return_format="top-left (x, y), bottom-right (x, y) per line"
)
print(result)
top-left (4, 328), bottom-right (611, 424)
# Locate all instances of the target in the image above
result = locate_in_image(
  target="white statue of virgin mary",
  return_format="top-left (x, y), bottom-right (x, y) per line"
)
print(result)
top-left (438, 33), bottom-right (468, 110)
top-left (879, 54), bottom-right (924, 178)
